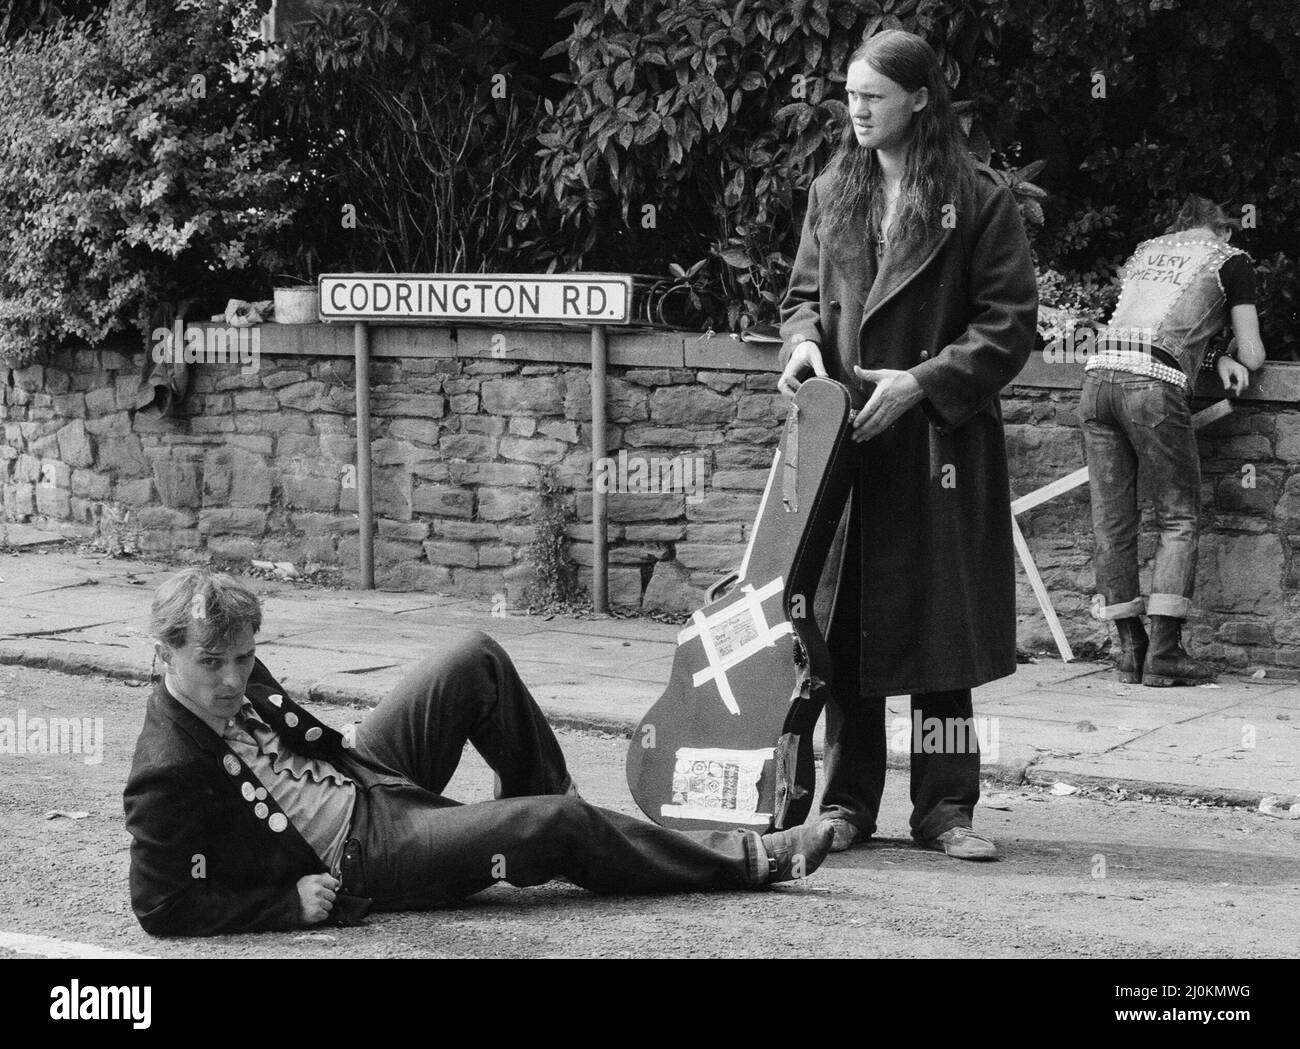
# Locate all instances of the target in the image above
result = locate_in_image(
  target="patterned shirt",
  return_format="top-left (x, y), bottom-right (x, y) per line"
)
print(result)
top-left (221, 702), bottom-right (356, 876)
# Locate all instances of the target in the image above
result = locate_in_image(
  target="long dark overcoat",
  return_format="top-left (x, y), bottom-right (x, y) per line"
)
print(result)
top-left (779, 162), bottom-right (1037, 695)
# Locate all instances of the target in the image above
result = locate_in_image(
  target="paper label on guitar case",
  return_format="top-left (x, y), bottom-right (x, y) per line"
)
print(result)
top-left (660, 746), bottom-right (772, 825)
top-left (709, 601), bottom-right (764, 660)
top-left (677, 577), bottom-right (793, 716)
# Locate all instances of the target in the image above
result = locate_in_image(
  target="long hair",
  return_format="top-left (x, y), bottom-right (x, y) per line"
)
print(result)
top-left (1164, 194), bottom-right (1240, 237)
top-left (817, 30), bottom-right (970, 245)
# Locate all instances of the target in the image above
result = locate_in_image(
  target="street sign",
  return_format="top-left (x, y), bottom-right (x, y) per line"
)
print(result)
top-left (319, 273), bottom-right (632, 325)
top-left (320, 271), bottom-right (629, 608)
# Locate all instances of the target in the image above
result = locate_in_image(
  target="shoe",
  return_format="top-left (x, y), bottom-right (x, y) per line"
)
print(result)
top-left (759, 821), bottom-right (835, 884)
top-left (823, 818), bottom-right (864, 852)
top-left (920, 826), bottom-right (998, 861)
top-left (1142, 615), bottom-right (1215, 687)
top-left (1113, 617), bottom-right (1148, 684)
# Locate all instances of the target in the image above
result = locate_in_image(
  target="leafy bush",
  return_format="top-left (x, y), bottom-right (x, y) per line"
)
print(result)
top-left (1036, 260), bottom-right (1123, 326)
top-left (991, 1), bottom-right (1300, 360)
top-left (0, 1), bottom-right (111, 41)
top-left (522, 471), bottom-right (586, 612)
top-left (1029, 200), bottom-right (1120, 265)
top-left (1003, 1), bottom-right (1300, 254)
top-left (0, 0), bottom-right (295, 366)
top-left (6, 0), bottom-right (1295, 363)
top-left (1253, 251), bottom-right (1300, 363)
top-left (529, 0), bottom-right (1298, 350)
top-left (530, 0), bottom-right (1005, 331)
top-left (270, 0), bottom-right (545, 277)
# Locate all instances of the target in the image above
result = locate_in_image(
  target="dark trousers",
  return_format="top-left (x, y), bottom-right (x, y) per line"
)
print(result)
top-left (816, 505), bottom-right (981, 841)
top-left (341, 631), bottom-right (758, 909)
top-left (818, 689), bottom-right (981, 842)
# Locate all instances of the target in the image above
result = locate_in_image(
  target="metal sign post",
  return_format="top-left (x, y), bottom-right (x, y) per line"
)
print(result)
top-left (353, 321), bottom-right (374, 589)
top-left (590, 323), bottom-right (608, 612)
top-left (320, 273), bottom-right (632, 602)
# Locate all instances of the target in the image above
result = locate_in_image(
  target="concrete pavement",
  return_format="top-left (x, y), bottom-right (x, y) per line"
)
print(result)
top-left (1, 522), bottom-right (1297, 809)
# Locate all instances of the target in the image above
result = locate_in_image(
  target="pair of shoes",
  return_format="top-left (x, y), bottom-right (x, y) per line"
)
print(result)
top-left (1143, 615), bottom-right (1216, 687)
top-left (1113, 617), bottom-right (1148, 684)
top-left (823, 818), bottom-right (864, 853)
top-left (920, 826), bottom-right (998, 861)
top-left (759, 821), bottom-right (835, 884)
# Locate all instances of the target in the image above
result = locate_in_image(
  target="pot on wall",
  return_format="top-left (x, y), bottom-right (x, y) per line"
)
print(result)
top-left (273, 284), bottom-right (320, 324)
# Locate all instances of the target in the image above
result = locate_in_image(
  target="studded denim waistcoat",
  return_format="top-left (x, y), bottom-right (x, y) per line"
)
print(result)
top-left (1099, 232), bottom-right (1247, 383)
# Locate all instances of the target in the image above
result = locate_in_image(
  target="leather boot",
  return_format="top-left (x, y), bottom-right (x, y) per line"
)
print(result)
top-left (1142, 615), bottom-right (1216, 687)
top-left (758, 821), bottom-right (835, 884)
top-left (1113, 617), bottom-right (1148, 684)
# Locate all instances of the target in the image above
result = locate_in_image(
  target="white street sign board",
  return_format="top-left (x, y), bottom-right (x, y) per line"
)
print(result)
top-left (319, 273), bottom-right (632, 324)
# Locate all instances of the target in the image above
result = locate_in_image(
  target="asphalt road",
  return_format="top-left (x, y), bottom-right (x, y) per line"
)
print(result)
top-left (1, 663), bottom-right (1297, 959)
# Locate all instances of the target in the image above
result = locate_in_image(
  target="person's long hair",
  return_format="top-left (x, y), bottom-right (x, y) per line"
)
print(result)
top-left (817, 30), bottom-right (970, 246)
top-left (1164, 195), bottom-right (1241, 237)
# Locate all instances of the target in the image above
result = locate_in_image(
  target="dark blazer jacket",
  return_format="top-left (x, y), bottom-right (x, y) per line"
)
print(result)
top-left (123, 660), bottom-right (396, 936)
top-left (779, 161), bottom-right (1038, 693)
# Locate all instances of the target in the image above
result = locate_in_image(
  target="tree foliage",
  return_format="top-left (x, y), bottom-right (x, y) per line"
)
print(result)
top-left (528, 0), bottom-right (1010, 330)
top-left (530, 0), bottom-right (1297, 355)
top-left (995, 0), bottom-right (1300, 358)
top-left (0, 0), bottom-right (294, 365)
top-left (269, 0), bottom-right (546, 277)
top-left (1, 0), bottom-right (1295, 362)
top-left (0, 0), bottom-right (100, 40)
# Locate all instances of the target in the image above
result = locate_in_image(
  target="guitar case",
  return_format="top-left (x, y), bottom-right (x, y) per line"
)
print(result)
top-left (625, 377), bottom-right (856, 834)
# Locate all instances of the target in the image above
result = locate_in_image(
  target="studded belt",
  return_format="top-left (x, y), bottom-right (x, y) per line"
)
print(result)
top-left (1084, 350), bottom-right (1188, 392)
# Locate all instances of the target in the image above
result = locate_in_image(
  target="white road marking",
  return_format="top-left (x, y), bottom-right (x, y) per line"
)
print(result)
top-left (0, 930), bottom-right (154, 960)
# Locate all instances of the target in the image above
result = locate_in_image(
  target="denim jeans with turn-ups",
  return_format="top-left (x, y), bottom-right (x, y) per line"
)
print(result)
top-left (1079, 369), bottom-right (1201, 620)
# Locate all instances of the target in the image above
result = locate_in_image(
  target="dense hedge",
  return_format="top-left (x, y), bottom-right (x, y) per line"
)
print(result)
top-left (268, 0), bottom-right (548, 279)
top-left (996, 0), bottom-right (1300, 358)
top-left (0, 0), bottom-right (295, 366)
top-left (531, 0), bottom-right (1042, 330)
top-left (1, 0), bottom-right (1296, 363)
top-left (534, 0), bottom-right (1298, 355)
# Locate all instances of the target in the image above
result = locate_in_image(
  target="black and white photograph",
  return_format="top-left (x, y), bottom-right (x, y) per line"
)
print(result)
top-left (0, 0), bottom-right (1296, 1024)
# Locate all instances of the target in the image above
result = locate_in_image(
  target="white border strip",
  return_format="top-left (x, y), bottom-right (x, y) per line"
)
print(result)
top-left (659, 805), bottom-right (773, 826)
top-left (739, 448), bottom-right (781, 581)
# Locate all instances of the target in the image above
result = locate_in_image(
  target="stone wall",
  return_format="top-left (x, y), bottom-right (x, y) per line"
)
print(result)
top-left (3, 327), bottom-right (1299, 668)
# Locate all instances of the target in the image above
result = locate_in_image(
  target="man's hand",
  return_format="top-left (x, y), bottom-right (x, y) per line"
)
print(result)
top-left (1216, 355), bottom-right (1252, 396)
top-left (297, 873), bottom-right (338, 925)
top-left (851, 367), bottom-right (926, 442)
top-left (778, 341), bottom-right (827, 399)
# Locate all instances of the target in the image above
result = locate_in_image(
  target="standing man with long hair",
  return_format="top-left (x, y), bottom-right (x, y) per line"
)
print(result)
top-left (777, 30), bottom-right (1037, 861)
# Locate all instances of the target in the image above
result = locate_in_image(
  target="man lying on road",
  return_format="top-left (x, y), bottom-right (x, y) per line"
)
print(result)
top-left (124, 568), bottom-right (833, 935)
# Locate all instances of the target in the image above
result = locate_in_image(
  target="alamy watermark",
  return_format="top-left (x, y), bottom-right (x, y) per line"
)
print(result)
top-left (50, 981), bottom-right (151, 1029)
top-left (1041, 325), bottom-right (1156, 366)
top-left (889, 711), bottom-right (1000, 764)
top-left (150, 319), bottom-right (260, 375)
top-left (593, 450), bottom-right (707, 505)
top-left (0, 709), bottom-right (104, 765)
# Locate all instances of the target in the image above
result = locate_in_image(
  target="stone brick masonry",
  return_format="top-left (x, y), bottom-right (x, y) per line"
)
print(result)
top-left (3, 333), bottom-right (1298, 669)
